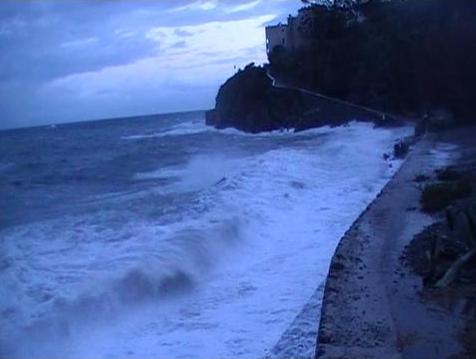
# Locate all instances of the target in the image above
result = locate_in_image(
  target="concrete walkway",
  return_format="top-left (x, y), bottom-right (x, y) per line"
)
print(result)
top-left (316, 134), bottom-right (464, 359)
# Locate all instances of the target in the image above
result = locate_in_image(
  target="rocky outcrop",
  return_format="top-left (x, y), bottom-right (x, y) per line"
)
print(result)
top-left (206, 64), bottom-right (403, 133)
top-left (205, 64), bottom-right (307, 133)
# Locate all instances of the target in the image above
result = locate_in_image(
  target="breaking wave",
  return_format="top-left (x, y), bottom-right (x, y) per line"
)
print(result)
top-left (0, 119), bottom-right (415, 359)
top-left (0, 219), bottom-right (241, 358)
top-left (121, 120), bottom-right (210, 140)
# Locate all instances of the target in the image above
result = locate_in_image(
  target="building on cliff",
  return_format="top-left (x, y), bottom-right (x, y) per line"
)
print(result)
top-left (265, 7), bottom-right (318, 56)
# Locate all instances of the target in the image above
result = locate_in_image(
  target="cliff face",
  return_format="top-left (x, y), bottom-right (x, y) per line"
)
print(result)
top-left (205, 64), bottom-right (306, 133)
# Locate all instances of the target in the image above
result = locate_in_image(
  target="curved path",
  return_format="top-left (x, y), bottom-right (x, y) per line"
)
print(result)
top-left (316, 133), bottom-right (465, 359)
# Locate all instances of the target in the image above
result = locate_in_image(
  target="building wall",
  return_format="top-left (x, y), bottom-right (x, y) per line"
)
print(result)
top-left (265, 24), bottom-right (287, 55)
top-left (265, 7), bottom-right (316, 56)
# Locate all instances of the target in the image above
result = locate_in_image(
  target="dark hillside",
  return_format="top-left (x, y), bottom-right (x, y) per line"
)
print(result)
top-left (269, 0), bottom-right (476, 123)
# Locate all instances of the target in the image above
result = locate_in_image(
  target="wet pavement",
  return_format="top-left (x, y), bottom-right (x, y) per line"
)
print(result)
top-left (316, 129), bottom-right (472, 359)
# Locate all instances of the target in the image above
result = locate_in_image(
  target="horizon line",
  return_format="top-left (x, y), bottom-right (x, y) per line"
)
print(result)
top-left (0, 107), bottom-right (211, 133)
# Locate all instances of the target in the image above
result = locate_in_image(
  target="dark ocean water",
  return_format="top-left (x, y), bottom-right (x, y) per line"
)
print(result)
top-left (0, 111), bottom-right (327, 229)
top-left (0, 112), bottom-right (203, 228)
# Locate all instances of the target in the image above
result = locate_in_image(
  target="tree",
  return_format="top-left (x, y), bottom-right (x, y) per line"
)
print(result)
top-left (280, 0), bottom-right (476, 123)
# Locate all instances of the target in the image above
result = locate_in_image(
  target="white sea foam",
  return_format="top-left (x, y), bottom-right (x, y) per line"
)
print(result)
top-left (0, 215), bottom-right (242, 357)
top-left (1, 122), bottom-right (413, 358)
top-left (121, 120), bottom-right (210, 140)
top-left (121, 118), bottom-right (334, 141)
top-left (135, 154), bottom-right (243, 193)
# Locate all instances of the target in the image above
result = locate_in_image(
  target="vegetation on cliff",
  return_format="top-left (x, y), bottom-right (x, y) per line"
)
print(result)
top-left (205, 64), bottom-right (401, 133)
top-left (270, 0), bottom-right (476, 124)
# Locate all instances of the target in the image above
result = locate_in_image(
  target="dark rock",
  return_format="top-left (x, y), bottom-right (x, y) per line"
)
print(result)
top-left (205, 64), bottom-right (307, 133)
top-left (393, 140), bottom-right (410, 159)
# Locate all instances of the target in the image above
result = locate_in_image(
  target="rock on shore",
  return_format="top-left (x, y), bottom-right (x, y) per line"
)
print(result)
top-left (205, 64), bottom-right (307, 133)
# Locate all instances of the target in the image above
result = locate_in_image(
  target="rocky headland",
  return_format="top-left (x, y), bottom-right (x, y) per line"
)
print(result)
top-left (205, 64), bottom-right (403, 133)
top-left (205, 64), bottom-right (306, 133)
top-left (206, 0), bottom-right (475, 134)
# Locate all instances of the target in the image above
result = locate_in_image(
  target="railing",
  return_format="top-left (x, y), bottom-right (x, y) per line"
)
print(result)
top-left (266, 70), bottom-right (400, 123)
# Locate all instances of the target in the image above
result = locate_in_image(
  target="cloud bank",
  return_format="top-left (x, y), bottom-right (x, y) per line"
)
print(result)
top-left (0, 0), bottom-right (301, 129)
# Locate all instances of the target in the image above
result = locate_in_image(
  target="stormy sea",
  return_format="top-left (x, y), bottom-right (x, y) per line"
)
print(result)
top-left (0, 112), bottom-right (411, 358)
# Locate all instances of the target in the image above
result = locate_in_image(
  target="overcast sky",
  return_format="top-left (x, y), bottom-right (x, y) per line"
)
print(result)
top-left (0, 0), bottom-right (301, 129)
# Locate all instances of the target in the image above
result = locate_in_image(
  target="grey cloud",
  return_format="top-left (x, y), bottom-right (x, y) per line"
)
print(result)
top-left (171, 41), bottom-right (187, 49)
top-left (0, 33), bottom-right (156, 83)
top-left (0, 0), bottom-right (302, 129)
top-left (0, 3), bottom-right (162, 83)
top-left (174, 29), bottom-right (194, 37)
top-left (0, 0), bottom-right (298, 82)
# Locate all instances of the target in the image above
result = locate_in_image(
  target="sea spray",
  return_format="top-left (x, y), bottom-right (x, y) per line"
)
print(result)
top-left (0, 115), bottom-right (413, 358)
top-left (1, 218), bottom-right (241, 358)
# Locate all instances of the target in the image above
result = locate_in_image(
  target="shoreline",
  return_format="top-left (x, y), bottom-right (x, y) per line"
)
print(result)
top-left (315, 129), bottom-right (468, 358)
top-left (265, 124), bottom-right (414, 359)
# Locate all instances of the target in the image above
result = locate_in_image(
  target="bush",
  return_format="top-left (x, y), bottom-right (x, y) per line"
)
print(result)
top-left (414, 174), bottom-right (430, 183)
top-left (421, 180), bottom-right (472, 213)
top-left (269, 1), bottom-right (476, 124)
top-left (436, 167), bottom-right (464, 182)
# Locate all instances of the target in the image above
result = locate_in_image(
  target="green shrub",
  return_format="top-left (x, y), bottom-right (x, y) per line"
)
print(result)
top-left (436, 167), bottom-right (464, 181)
top-left (421, 180), bottom-right (472, 213)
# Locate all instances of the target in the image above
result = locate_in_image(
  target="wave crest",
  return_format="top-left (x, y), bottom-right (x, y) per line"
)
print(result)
top-left (1, 219), bottom-right (241, 358)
